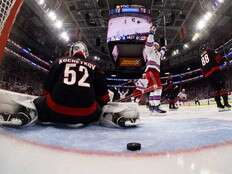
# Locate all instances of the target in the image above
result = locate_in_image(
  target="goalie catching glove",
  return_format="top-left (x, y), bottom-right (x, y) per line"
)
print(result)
top-left (99, 102), bottom-right (140, 128)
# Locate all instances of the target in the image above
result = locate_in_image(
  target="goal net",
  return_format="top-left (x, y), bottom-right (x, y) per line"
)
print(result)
top-left (0, 0), bottom-right (23, 61)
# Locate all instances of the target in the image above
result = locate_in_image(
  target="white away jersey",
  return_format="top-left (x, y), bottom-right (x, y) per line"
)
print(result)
top-left (178, 92), bottom-right (187, 100)
top-left (143, 33), bottom-right (165, 72)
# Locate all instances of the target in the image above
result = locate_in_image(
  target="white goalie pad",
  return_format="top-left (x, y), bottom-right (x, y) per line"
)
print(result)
top-left (99, 102), bottom-right (140, 128)
top-left (0, 89), bottom-right (36, 114)
top-left (0, 89), bottom-right (38, 127)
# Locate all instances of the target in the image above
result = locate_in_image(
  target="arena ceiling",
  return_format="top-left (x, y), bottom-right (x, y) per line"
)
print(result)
top-left (62, 0), bottom-right (199, 60)
top-left (19, 0), bottom-right (232, 71)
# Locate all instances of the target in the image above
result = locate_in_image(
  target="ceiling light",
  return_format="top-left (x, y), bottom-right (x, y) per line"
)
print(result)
top-left (192, 33), bottom-right (200, 41)
top-left (38, 0), bottom-right (45, 5)
top-left (54, 20), bottom-right (63, 29)
top-left (218, 0), bottom-right (224, 3)
top-left (60, 32), bottom-right (69, 42)
top-left (203, 12), bottom-right (213, 21)
top-left (48, 11), bottom-right (57, 21)
top-left (172, 49), bottom-right (179, 56)
top-left (196, 19), bottom-right (207, 30)
top-left (184, 44), bottom-right (189, 49)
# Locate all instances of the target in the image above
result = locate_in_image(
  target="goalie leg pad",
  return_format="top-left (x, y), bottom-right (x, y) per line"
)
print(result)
top-left (99, 102), bottom-right (140, 128)
top-left (0, 99), bottom-right (38, 128)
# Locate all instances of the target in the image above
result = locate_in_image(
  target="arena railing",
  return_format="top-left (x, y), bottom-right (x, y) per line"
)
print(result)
top-left (107, 38), bottom-right (232, 88)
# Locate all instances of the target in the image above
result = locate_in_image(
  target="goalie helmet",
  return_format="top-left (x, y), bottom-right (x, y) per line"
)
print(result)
top-left (69, 41), bottom-right (89, 58)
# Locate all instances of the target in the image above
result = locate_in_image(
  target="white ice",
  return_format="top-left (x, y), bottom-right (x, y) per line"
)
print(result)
top-left (0, 104), bottom-right (232, 174)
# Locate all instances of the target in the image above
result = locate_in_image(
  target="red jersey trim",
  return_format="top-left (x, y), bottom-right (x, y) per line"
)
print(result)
top-left (46, 94), bottom-right (97, 116)
top-left (43, 90), bottom-right (49, 96)
top-left (100, 94), bottom-right (110, 103)
top-left (204, 66), bottom-right (220, 77)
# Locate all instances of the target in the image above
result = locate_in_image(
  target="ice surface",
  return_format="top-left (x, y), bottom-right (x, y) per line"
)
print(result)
top-left (0, 104), bottom-right (232, 174)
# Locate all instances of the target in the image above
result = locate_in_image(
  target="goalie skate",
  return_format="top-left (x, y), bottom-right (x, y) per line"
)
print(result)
top-left (0, 98), bottom-right (38, 128)
top-left (0, 112), bottom-right (32, 128)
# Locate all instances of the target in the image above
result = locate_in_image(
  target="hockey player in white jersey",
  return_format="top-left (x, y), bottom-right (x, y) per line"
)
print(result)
top-left (131, 73), bottom-right (148, 103)
top-left (118, 89), bottom-right (129, 101)
top-left (177, 88), bottom-right (187, 106)
top-left (143, 26), bottom-right (167, 113)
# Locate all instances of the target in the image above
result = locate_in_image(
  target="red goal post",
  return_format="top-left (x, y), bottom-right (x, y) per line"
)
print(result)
top-left (0, 0), bottom-right (24, 62)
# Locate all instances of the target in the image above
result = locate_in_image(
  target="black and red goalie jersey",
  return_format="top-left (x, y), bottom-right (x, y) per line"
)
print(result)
top-left (200, 48), bottom-right (224, 78)
top-left (43, 56), bottom-right (110, 117)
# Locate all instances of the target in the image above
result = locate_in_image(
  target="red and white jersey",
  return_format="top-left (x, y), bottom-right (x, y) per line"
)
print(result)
top-left (143, 33), bottom-right (165, 72)
top-left (178, 92), bottom-right (187, 100)
top-left (135, 79), bottom-right (148, 91)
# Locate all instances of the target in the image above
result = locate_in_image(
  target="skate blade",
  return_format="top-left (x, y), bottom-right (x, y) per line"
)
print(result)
top-left (218, 108), bottom-right (231, 112)
top-left (124, 120), bottom-right (141, 127)
top-left (0, 120), bottom-right (22, 126)
top-left (150, 112), bottom-right (167, 116)
top-left (169, 109), bottom-right (178, 111)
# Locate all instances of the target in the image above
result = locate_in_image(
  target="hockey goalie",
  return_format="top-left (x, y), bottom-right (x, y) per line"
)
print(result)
top-left (0, 41), bottom-right (140, 128)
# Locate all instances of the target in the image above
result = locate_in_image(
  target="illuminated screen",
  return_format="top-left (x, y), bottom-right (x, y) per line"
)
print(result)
top-left (112, 44), bottom-right (145, 67)
top-left (107, 15), bottom-right (151, 42)
top-left (119, 58), bottom-right (142, 67)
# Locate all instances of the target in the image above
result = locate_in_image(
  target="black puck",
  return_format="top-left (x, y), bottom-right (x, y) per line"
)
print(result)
top-left (127, 142), bottom-right (141, 151)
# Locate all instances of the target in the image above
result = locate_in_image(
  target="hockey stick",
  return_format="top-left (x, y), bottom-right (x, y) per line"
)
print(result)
top-left (116, 80), bottom-right (135, 88)
top-left (116, 85), bottom-right (159, 102)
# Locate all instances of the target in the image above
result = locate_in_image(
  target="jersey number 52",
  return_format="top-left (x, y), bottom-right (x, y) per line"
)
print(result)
top-left (201, 54), bottom-right (210, 66)
top-left (63, 64), bottom-right (90, 87)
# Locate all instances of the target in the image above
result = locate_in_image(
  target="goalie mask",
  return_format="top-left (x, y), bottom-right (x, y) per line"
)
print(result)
top-left (69, 41), bottom-right (89, 59)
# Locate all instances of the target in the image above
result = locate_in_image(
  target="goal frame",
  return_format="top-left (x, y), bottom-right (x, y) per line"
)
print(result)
top-left (0, 0), bottom-right (24, 61)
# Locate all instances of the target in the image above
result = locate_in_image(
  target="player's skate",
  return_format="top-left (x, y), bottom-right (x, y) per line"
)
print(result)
top-left (221, 103), bottom-right (231, 112)
top-left (222, 96), bottom-right (231, 110)
top-left (169, 104), bottom-right (178, 110)
top-left (224, 103), bottom-right (231, 108)
top-left (149, 105), bottom-right (166, 114)
top-left (99, 102), bottom-right (140, 128)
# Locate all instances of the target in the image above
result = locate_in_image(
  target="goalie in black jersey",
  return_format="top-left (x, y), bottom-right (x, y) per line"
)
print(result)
top-left (0, 41), bottom-right (140, 128)
top-left (34, 41), bottom-right (110, 125)
top-left (200, 44), bottom-right (231, 109)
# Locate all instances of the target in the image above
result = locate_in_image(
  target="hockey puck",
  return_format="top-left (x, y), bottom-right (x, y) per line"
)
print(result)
top-left (127, 142), bottom-right (141, 151)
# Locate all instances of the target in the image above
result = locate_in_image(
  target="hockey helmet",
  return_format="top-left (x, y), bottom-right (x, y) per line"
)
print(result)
top-left (69, 41), bottom-right (89, 58)
top-left (199, 43), bottom-right (209, 53)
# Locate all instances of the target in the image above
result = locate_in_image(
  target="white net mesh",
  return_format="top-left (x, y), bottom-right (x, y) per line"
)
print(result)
top-left (0, 0), bottom-right (16, 35)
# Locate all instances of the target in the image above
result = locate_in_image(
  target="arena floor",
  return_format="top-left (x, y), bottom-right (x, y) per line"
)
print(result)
top-left (0, 104), bottom-right (232, 174)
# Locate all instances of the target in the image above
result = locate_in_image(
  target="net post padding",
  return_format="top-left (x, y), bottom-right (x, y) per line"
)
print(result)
top-left (0, 0), bottom-right (24, 62)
